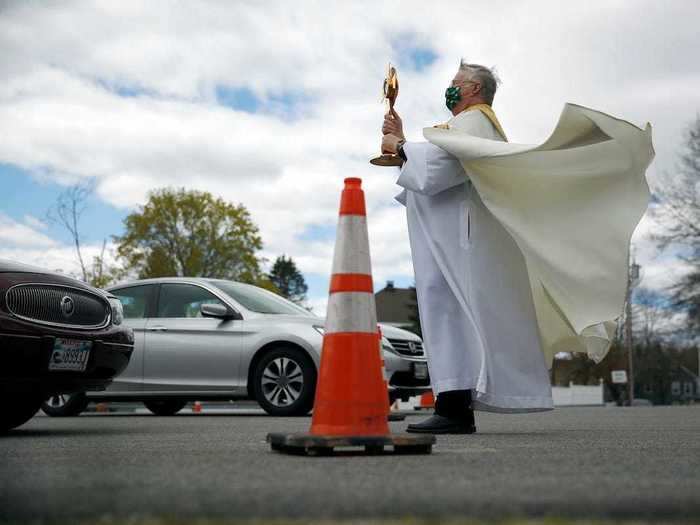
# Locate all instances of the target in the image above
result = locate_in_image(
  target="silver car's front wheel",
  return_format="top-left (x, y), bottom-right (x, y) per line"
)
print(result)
top-left (261, 357), bottom-right (304, 407)
top-left (254, 347), bottom-right (316, 417)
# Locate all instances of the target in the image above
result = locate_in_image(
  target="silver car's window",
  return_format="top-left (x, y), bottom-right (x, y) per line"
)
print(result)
top-left (112, 285), bottom-right (152, 319)
top-left (157, 284), bottom-right (225, 318)
top-left (208, 280), bottom-right (312, 316)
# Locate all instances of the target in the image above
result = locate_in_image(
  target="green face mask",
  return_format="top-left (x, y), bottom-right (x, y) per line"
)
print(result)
top-left (445, 86), bottom-right (461, 110)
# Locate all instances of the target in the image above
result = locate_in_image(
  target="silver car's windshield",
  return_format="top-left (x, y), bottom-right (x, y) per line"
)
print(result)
top-left (208, 280), bottom-right (313, 316)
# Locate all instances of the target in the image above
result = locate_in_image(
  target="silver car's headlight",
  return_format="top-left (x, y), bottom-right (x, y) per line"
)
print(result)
top-left (109, 298), bottom-right (124, 326)
top-left (381, 336), bottom-right (398, 354)
top-left (313, 325), bottom-right (325, 336)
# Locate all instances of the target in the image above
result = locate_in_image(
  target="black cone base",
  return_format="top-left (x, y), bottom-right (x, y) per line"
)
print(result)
top-left (369, 154), bottom-right (403, 167)
top-left (267, 432), bottom-right (435, 456)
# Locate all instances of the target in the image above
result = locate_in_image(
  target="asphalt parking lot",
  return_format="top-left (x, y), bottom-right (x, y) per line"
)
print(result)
top-left (1, 405), bottom-right (699, 524)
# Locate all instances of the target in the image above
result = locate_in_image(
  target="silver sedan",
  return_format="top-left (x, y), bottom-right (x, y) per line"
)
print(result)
top-left (42, 277), bottom-right (430, 417)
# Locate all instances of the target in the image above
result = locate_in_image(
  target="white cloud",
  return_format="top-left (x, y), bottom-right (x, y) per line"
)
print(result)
top-left (305, 295), bottom-right (328, 318)
top-left (0, 213), bottom-right (120, 284)
top-left (0, 214), bottom-right (57, 248)
top-left (0, 0), bottom-right (699, 311)
top-left (22, 214), bottom-right (48, 231)
top-left (0, 242), bottom-right (115, 281)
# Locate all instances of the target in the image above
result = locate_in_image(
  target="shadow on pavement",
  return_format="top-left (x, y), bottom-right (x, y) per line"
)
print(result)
top-left (80, 411), bottom-right (281, 418)
top-left (1, 427), bottom-right (142, 438)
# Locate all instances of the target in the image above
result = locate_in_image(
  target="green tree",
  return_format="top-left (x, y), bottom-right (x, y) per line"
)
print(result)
top-left (268, 255), bottom-right (308, 304)
top-left (116, 188), bottom-right (266, 283)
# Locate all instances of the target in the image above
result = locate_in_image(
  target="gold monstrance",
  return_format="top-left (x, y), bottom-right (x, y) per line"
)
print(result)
top-left (370, 64), bottom-right (403, 167)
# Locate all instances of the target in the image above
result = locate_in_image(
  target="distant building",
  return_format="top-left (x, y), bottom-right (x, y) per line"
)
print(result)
top-left (552, 344), bottom-right (700, 405)
top-left (635, 346), bottom-right (699, 405)
top-left (652, 365), bottom-right (699, 404)
top-left (375, 281), bottom-right (415, 330)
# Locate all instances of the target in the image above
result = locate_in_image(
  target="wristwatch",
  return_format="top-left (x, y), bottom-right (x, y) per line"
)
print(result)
top-left (397, 139), bottom-right (407, 161)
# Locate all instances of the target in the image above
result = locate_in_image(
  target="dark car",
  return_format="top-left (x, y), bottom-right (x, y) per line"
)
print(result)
top-left (0, 259), bottom-right (134, 431)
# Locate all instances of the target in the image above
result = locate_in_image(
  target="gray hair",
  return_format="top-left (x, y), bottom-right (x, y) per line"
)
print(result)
top-left (458, 59), bottom-right (500, 105)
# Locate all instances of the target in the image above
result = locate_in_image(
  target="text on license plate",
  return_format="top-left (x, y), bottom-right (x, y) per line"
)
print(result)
top-left (49, 338), bottom-right (92, 372)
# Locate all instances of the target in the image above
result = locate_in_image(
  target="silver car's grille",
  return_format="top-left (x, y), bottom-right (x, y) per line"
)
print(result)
top-left (387, 338), bottom-right (424, 357)
top-left (6, 283), bottom-right (110, 329)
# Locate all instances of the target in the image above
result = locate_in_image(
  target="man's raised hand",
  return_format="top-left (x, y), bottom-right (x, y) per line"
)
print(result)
top-left (382, 108), bottom-right (405, 140)
top-left (381, 133), bottom-right (402, 155)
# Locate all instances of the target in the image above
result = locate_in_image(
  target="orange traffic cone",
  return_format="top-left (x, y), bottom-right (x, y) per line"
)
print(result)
top-left (267, 178), bottom-right (435, 455)
top-left (192, 401), bottom-right (202, 414)
top-left (418, 391), bottom-right (435, 410)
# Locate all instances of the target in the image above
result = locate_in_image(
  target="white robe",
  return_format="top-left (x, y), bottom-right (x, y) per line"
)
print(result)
top-left (395, 104), bottom-right (653, 413)
top-left (397, 109), bottom-right (553, 412)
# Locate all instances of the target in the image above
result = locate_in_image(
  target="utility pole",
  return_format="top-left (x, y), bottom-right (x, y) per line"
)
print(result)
top-left (625, 251), bottom-right (640, 406)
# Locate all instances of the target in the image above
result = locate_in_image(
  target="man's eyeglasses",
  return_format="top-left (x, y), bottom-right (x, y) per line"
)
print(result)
top-left (450, 80), bottom-right (478, 89)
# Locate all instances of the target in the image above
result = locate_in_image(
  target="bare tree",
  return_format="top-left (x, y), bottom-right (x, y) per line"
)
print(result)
top-left (649, 115), bottom-right (700, 333)
top-left (47, 180), bottom-right (123, 288)
top-left (90, 238), bottom-right (109, 289)
top-left (48, 181), bottom-right (94, 282)
top-left (633, 288), bottom-right (665, 347)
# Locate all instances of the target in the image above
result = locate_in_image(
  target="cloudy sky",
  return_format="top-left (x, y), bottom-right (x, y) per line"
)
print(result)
top-left (1, 1), bottom-right (699, 315)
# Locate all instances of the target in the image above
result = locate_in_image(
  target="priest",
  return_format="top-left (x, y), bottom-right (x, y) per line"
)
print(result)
top-left (380, 60), bottom-right (653, 434)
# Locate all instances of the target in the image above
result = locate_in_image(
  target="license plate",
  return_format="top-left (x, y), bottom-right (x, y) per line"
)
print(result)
top-left (413, 362), bottom-right (428, 380)
top-left (49, 338), bottom-right (92, 372)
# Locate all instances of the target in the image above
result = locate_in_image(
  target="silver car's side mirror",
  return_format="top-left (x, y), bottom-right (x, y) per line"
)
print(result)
top-left (200, 303), bottom-right (237, 320)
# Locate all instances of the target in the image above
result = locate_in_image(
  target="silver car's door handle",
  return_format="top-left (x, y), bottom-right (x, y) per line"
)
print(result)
top-left (146, 326), bottom-right (168, 332)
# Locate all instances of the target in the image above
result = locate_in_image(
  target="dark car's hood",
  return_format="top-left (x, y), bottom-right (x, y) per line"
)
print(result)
top-left (0, 259), bottom-right (55, 274)
top-left (0, 259), bottom-right (101, 294)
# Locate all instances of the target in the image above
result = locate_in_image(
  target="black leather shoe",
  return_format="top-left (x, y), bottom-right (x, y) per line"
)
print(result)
top-left (406, 414), bottom-right (476, 434)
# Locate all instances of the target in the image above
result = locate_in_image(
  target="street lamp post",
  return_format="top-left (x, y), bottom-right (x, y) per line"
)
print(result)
top-left (626, 255), bottom-right (641, 406)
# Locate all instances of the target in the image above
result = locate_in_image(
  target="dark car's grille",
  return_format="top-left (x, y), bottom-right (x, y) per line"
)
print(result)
top-left (6, 284), bottom-right (110, 329)
top-left (387, 338), bottom-right (425, 357)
